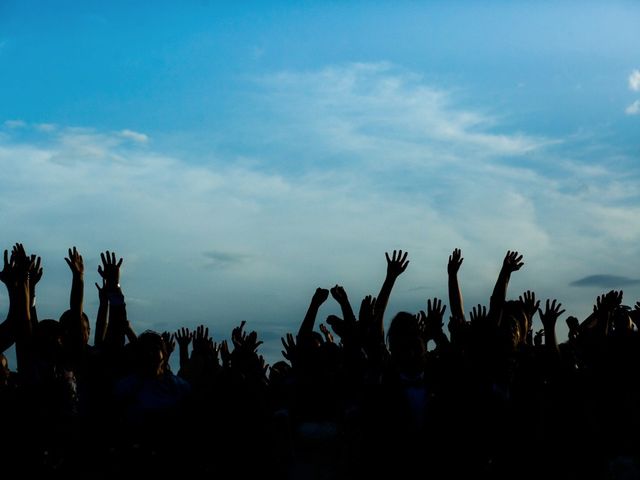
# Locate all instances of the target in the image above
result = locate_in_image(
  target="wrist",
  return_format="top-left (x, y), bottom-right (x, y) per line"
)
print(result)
top-left (109, 292), bottom-right (125, 306)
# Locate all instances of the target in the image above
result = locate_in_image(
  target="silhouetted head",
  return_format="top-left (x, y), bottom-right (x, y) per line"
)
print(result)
top-left (387, 312), bottom-right (426, 376)
top-left (34, 319), bottom-right (64, 361)
top-left (505, 300), bottom-right (528, 346)
top-left (566, 316), bottom-right (580, 341)
top-left (499, 314), bottom-right (522, 354)
top-left (135, 331), bottom-right (167, 378)
top-left (612, 307), bottom-right (633, 336)
top-left (269, 360), bottom-right (292, 386)
top-left (59, 310), bottom-right (91, 346)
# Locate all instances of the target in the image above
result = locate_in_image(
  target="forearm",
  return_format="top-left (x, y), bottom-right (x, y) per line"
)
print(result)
top-left (29, 286), bottom-right (38, 329)
top-left (298, 303), bottom-right (320, 338)
top-left (14, 282), bottom-right (33, 372)
top-left (488, 270), bottom-right (510, 324)
top-left (70, 273), bottom-right (84, 317)
top-left (94, 301), bottom-right (108, 347)
top-left (105, 291), bottom-right (128, 348)
top-left (448, 273), bottom-right (465, 322)
top-left (373, 276), bottom-right (396, 339)
top-left (179, 345), bottom-right (189, 371)
top-left (338, 299), bottom-right (356, 324)
top-left (544, 327), bottom-right (559, 354)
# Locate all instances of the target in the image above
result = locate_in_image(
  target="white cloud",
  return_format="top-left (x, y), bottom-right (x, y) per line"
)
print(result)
top-left (119, 129), bottom-right (149, 143)
top-left (4, 119), bottom-right (26, 128)
top-left (626, 100), bottom-right (640, 115)
top-left (35, 123), bottom-right (57, 132)
top-left (260, 63), bottom-right (552, 160)
top-left (629, 69), bottom-right (640, 91)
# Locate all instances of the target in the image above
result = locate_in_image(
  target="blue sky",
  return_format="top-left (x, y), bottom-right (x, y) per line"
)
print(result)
top-left (1, 1), bottom-right (639, 363)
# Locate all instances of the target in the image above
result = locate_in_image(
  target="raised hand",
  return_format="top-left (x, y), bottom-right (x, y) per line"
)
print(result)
top-left (469, 304), bottom-right (488, 324)
top-left (593, 292), bottom-right (621, 317)
top-left (447, 248), bottom-right (463, 275)
top-left (1, 246), bottom-right (32, 288)
top-left (231, 320), bottom-right (263, 352)
top-left (330, 284), bottom-right (349, 305)
top-left (28, 254), bottom-right (43, 293)
top-left (220, 340), bottom-right (231, 369)
top-left (604, 290), bottom-right (623, 309)
top-left (358, 295), bottom-right (378, 344)
top-left (11, 244), bottom-right (32, 282)
top-left (385, 250), bottom-right (409, 278)
top-left (519, 290), bottom-right (540, 320)
top-left (281, 333), bottom-right (297, 364)
top-left (326, 314), bottom-right (346, 340)
top-left (0, 250), bottom-right (11, 287)
top-left (359, 295), bottom-right (376, 327)
top-left (192, 325), bottom-right (211, 353)
top-left (65, 246), bottom-right (84, 277)
top-left (427, 297), bottom-right (447, 324)
top-left (539, 299), bottom-right (565, 331)
top-left (161, 331), bottom-right (176, 360)
top-left (97, 250), bottom-right (123, 290)
top-left (533, 329), bottom-right (545, 347)
top-left (417, 298), bottom-right (447, 342)
top-left (503, 250), bottom-right (524, 273)
top-left (175, 327), bottom-right (193, 349)
top-left (312, 287), bottom-right (330, 306)
top-left (319, 323), bottom-right (334, 344)
top-left (95, 279), bottom-right (108, 302)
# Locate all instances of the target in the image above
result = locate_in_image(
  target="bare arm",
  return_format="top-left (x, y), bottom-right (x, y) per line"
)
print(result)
top-left (65, 246), bottom-right (88, 349)
top-left (488, 250), bottom-right (524, 326)
top-left (297, 287), bottom-right (329, 339)
top-left (539, 299), bottom-right (565, 355)
top-left (373, 250), bottom-right (409, 340)
top-left (94, 280), bottom-right (108, 347)
top-left (447, 249), bottom-right (465, 338)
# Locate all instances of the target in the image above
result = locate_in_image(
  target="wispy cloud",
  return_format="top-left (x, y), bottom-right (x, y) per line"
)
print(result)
top-left (203, 250), bottom-right (251, 269)
top-left (570, 275), bottom-right (640, 288)
top-left (626, 100), bottom-right (640, 115)
top-left (629, 69), bottom-right (640, 92)
top-left (4, 119), bottom-right (26, 128)
top-left (35, 123), bottom-right (57, 132)
top-left (120, 129), bottom-right (149, 143)
top-left (260, 63), bottom-right (551, 162)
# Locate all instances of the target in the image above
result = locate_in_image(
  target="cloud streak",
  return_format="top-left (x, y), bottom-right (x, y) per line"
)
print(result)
top-left (570, 275), bottom-right (640, 288)
top-left (120, 129), bottom-right (149, 143)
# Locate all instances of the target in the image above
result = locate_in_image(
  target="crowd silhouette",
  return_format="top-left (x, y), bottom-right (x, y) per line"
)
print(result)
top-left (1, 243), bottom-right (640, 479)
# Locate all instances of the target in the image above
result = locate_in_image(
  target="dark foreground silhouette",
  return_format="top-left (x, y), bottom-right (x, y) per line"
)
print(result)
top-left (1, 244), bottom-right (640, 479)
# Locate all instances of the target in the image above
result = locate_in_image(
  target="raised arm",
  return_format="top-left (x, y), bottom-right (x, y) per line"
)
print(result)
top-left (94, 280), bottom-right (108, 347)
top-left (174, 327), bottom-right (193, 374)
top-left (373, 250), bottom-right (409, 340)
top-left (64, 246), bottom-right (88, 349)
top-left (99, 251), bottom-right (133, 349)
top-left (5, 245), bottom-right (34, 372)
top-left (538, 299), bottom-right (565, 354)
top-left (0, 250), bottom-right (16, 353)
top-left (488, 250), bottom-right (524, 326)
top-left (297, 287), bottom-right (329, 339)
top-left (447, 249), bottom-right (465, 337)
top-left (27, 254), bottom-right (42, 328)
top-left (65, 246), bottom-right (85, 318)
